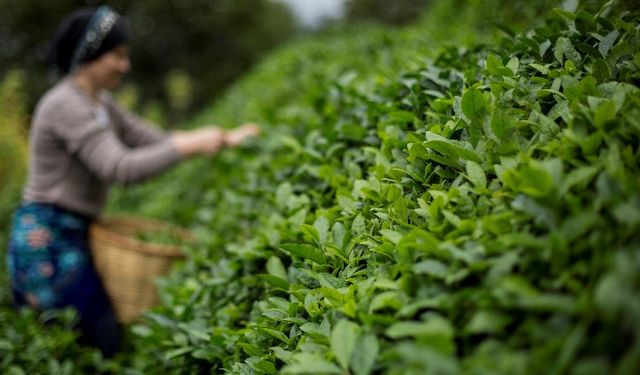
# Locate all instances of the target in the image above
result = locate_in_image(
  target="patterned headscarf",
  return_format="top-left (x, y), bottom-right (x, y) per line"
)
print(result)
top-left (48, 5), bottom-right (129, 78)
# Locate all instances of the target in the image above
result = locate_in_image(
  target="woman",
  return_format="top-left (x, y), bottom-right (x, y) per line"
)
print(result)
top-left (6, 5), bottom-right (259, 358)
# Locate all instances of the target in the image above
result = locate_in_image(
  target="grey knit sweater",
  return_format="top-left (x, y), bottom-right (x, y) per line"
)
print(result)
top-left (23, 77), bottom-right (181, 218)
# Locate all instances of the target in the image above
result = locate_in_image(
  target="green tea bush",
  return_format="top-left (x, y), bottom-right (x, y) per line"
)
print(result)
top-left (106, 0), bottom-right (640, 374)
top-left (0, 309), bottom-right (117, 374)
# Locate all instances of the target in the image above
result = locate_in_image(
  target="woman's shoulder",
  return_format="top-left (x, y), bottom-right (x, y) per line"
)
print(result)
top-left (31, 79), bottom-right (96, 136)
top-left (35, 78), bottom-right (93, 120)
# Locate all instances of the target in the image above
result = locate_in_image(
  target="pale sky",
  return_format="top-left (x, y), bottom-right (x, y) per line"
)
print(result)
top-left (277, 0), bottom-right (345, 28)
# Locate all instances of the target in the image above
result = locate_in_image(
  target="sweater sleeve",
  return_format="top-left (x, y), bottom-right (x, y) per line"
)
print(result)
top-left (53, 104), bottom-right (182, 185)
top-left (105, 95), bottom-right (167, 147)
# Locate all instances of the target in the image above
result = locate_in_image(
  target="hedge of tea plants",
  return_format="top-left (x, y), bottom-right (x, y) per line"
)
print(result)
top-left (1, 0), bottom-right (638, 373)
top-left (111, 1), bottom-right (640, 374)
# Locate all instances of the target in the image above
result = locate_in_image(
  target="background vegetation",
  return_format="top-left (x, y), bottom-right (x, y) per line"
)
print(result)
top-left (0, 0), bottom-right (296, 126)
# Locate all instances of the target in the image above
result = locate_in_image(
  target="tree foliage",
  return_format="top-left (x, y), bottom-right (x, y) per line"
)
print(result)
top-left (345, 0), bottom-right (431, 25)
top-left (0, 0), bottom-right (295, 120)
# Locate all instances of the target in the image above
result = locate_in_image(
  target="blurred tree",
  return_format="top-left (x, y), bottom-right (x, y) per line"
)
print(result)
top-left (345, 0), bottom-right (430, 25)
top-left (0, 0), bottom-right (80, 115)
top-left (0, 71), bottom-right (28, 253)
top-left (344, 0), bottom-right (636, 29)
top-left (118, 0), bottom-right (296, 124)
top-left (0, 0), bottom-right (295, 124)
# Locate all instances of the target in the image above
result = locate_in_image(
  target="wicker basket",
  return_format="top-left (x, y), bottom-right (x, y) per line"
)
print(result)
top-left (89, 216), bottom-right (194, 323)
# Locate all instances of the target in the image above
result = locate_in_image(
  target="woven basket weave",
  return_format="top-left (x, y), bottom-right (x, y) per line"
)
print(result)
top-left (89, 216), bottom-right (193, 323)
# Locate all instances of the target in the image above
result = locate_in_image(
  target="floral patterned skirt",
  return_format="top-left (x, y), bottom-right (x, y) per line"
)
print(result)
top-left (6, 202), bottom-right (120, 356)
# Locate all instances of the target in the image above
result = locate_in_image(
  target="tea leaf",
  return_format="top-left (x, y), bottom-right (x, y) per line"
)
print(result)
top-left (280, 243), bottom-right (327, 265)
top-left (351, 333), bottom-right (379, 375)
top-left (466, 160), bottom-right (487, 189)
top-left (266, 256), bottom-right (288, 280)
top-left (282, 354), bottom-right (343, 374)
top-left (331, 319), bottom-right (360, 369)
top-left (599, 30), bottom-right (620, 57)
top-left (461, 87), bottom-right (487, 120)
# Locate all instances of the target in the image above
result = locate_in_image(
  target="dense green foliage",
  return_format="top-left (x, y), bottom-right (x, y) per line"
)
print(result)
top-left (107, 0), bottom-right (640, 373)
top-left (0, 309), bottom-right (119, 374)
top-left (2, 0), bottom-right (639, 373)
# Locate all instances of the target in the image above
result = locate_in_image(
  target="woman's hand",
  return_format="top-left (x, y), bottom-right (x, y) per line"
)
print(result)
top-left (171, 126), bottom-right (226, 157)
top-left (171, 123), bottom-right (261, 158)
top-left (224, 123), bottom-right (261, 147)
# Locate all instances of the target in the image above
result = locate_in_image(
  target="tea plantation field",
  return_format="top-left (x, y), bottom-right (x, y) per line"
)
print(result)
top-left (2, 0), bottom-right (639, 373)
top-left (106, 0), bottom-right (640, 373)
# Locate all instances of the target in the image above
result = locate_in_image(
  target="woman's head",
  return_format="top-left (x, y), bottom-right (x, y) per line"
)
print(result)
top-left (48, 5), bottom-right (130, 87)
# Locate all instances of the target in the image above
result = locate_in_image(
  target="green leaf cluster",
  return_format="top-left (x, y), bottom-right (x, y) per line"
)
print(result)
top-left (111, 0), bottom-right (640, 373)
